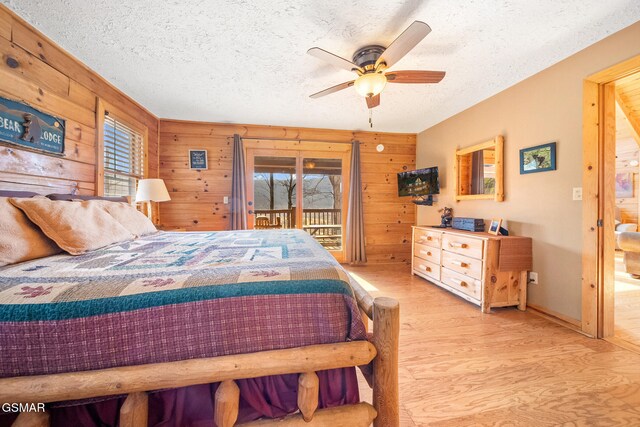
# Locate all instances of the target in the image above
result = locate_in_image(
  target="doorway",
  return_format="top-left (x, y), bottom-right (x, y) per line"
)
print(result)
top-left (582, 55), bottom-right (640, 342)
top-left (245, 144), bottom-right (350, 262)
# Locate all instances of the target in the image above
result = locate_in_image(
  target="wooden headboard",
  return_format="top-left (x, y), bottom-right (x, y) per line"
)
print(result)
top-left (0, 171), bottom-right (84, 196)
top-left (0, 189), bottom-right (128, 203)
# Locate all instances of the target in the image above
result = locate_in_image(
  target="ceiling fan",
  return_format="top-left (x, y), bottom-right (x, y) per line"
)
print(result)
top-left (307, 21), bottom-right (445, 110)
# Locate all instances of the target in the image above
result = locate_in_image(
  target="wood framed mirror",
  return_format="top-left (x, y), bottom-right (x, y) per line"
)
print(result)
top-left (454, 135), bottom-right (504, 201)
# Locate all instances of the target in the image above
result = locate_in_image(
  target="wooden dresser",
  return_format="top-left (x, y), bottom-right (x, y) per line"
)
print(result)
top-left (412, 226), bottom-right (532, 313)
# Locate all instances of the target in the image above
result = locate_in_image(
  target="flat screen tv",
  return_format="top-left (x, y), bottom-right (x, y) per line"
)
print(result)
top-left (397, 167), bottom-right (440, 197)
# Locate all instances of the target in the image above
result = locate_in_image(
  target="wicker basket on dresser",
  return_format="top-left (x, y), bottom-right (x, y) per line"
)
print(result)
top-left (411, 226), bottom-right (533, 313)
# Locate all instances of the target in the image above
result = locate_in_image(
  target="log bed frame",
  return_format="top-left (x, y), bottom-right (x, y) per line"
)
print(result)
top-left (0, 280), bottom-right (399, 427)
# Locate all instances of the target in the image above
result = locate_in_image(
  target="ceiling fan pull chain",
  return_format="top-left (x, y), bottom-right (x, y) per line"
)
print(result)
top-left (369, 108), bottom-right (373, 128)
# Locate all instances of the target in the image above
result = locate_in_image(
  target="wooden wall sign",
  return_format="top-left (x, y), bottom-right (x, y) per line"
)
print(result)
top-left (0, 97), bottom-right (65, 155)
top-left (189, 149), bottom-right (208, 170)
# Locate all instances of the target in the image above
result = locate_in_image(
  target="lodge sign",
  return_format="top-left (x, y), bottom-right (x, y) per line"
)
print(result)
top-left (0, 97), bottom-right (65, 154)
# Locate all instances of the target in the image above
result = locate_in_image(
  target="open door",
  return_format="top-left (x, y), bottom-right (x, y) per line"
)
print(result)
top-left (582, 55), bottom-right (640, 341)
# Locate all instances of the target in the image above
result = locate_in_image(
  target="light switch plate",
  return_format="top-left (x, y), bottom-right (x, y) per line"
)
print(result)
top-left (529, 272), bottom-right (539, 285)
top-left (223, 196), bottom-right (229, 204)
top-left (572, 187), bottom-right (582, 201)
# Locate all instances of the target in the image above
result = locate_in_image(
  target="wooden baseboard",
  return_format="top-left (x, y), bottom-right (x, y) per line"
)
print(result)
top-left (604, 336), bottom-right (640, 355)
top-left (526, 303), bottom-right (587, 336)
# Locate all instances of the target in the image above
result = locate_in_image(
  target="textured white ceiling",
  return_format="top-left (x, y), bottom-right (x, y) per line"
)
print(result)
top-left (3, 0), bottom-right (640, 133)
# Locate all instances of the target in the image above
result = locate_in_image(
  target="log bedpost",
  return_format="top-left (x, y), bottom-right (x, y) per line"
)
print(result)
top-left (372, 297), bottom-right (400, 427)
top-left (214, 380), bottom-right (240, 427)
top-left (119, 392), bottom-right (148, 427)
top-left (359, 307), bottom-right (369, 332)
top-left (297, 371), bottom-right (319, 422)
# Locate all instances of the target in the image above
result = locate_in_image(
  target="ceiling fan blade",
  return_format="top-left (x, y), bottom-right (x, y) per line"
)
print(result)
top-left (366, 94), bottom-right (380, 109)
top-left (309, 80), bottom-right (355, 99)
top-left (385, 70), bottom-right (445, 84)
top-left (375, 21), bottom-right (432, 70)
top-left (307, 47), bottom-right (363, 73)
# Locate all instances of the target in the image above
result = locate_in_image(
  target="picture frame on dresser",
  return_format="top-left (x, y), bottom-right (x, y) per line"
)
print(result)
top-left (488, 218), bottom-right (502, 235)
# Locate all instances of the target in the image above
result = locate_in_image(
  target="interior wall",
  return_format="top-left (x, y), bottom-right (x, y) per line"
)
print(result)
top-left (416, 22), bottom-right (640, 321)
top-left (159, 120), bottom-right (416, 263)
top-left (0, 5), bottom-right (159, 196)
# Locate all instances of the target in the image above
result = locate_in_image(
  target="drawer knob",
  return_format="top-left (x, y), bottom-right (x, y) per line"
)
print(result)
top-left (420, 250), bottom-right (432, 256)
top-left (421, 265), bottom-right (431, 272)
top-left (451, 260), bottom-right (468, 268)
top-left (449, 242), bottom-right (468, 249)
top-left (451, 278), bottom-right (468, 287)
top-left (427, 236), bottom-right (432, 241)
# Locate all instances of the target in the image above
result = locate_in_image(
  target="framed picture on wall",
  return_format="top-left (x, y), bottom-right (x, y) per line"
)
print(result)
top-left (520, 142), bottom-right (556, 174)
top-left (616, 172), bottom-right (633, 198)
top-left (189, 149), bottom-right (208, 170)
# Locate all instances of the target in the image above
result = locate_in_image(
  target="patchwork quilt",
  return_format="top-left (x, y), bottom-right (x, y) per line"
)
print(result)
top-left (0, 229), bottom-right (367, 378)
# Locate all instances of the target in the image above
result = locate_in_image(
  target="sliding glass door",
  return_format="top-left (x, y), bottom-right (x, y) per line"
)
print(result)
top-left (246, 148), bottom-right (349, 262)
top-left (302, 157), bottom-right (344, 252)
top-left (249, 154), bottom-right (298, 229)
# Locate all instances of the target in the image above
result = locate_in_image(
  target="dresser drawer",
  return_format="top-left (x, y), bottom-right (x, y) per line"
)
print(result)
top-left (414, 228), bottom-right (442, 248)
top-left (441, 251), bottom-right (483, 280)
top-left (442, 234), bottom-right (484, 260)
top-left (414, 242), bottom-right (441, 264)
top-left (413, 257), bottom-right (440, 281)
top-left (441, 268), bottom-right (481, 300)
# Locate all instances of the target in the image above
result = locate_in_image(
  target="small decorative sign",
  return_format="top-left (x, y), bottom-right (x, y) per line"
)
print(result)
top-left (0, 97), bottom-right (65, 155)
top-left (189, 149), bottom-right (208, 170)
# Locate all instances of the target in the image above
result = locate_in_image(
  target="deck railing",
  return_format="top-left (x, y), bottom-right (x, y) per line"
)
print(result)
top-left (254, 209), bottom-right (341, 232)
top-left (254, 208), bottom-right (296, 228)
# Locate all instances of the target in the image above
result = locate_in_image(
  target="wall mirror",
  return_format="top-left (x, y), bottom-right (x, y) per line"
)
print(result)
top-left (454, 135), bottom-right (504, 201)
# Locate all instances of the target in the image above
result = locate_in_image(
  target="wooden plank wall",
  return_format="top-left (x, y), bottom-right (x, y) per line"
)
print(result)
top-left (0, 5), bottom-right (158, 195)
top-left (159, 120), bottom-right (417, 263)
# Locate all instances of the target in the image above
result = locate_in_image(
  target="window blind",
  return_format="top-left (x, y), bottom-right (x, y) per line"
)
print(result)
top-left (103, 113), bottom-right (144, 197)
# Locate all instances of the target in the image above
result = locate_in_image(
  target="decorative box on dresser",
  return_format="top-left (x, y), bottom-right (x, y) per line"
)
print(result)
top-left (412, 226), bottom-right (533, 313)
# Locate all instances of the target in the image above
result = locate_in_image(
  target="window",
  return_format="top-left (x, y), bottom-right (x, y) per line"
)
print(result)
top-left (103, 112), bottom-right (144, 197)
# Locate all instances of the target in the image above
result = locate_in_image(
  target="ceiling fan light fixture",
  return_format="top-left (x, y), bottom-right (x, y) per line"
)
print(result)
top-left (354, 72), bottom-right (387, 98)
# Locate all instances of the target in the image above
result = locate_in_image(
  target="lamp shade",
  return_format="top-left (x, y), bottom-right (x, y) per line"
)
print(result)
top-left (135, 179), bottom-right (171, 203)
top-left (354, 73), bottom-right (387, 97)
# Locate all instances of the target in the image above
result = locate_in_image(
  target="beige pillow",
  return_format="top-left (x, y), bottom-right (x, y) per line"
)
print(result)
top-left (95, 201), bottom-right (157, 237)
top-left (9, 198), bottom-right (134, 255)
top-left (0, 197), bottom-right (62, 266)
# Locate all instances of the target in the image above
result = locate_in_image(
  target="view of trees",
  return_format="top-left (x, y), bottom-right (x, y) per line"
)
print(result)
top-left (253, 172), bottom-right (341, 210)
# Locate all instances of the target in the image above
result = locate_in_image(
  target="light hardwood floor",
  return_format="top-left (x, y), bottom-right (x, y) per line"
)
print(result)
top-left (615, 252), bottom-right (640, 346)
top-left (345, 263), bottom-right (640, 426)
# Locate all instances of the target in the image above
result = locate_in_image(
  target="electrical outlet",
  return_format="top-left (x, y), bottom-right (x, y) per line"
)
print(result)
top-left (223, 196), bottom-right (229, 204)
top-left (528, 272), bottom-right (539, 285)
top-left (573, 187), bottom-right (582, 201)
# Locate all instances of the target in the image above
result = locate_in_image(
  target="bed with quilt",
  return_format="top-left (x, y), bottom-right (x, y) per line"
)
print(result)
top-left (0, 225), bottom-right (377, 425)
top-left (0, 192), bottom-right (398, 427)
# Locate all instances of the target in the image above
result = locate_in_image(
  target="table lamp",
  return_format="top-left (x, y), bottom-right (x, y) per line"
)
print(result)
top-left (135, 179), bottom-right (171, 223)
